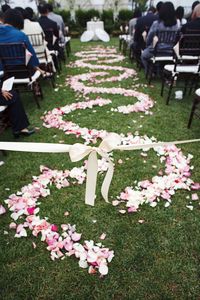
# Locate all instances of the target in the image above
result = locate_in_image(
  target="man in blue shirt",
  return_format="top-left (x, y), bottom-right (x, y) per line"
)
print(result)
top-left (0, 9), bottom-right (41, 73)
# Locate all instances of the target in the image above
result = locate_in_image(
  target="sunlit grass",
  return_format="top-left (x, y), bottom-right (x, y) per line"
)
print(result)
top-left (0, 38), bottom-right (200, 300)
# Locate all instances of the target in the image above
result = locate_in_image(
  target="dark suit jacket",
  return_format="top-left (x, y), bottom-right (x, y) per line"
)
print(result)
top-left (38, 16), bottom-right (59, 50)
top-left (134, 12), bottom-right (158, 50)
top-left (181, 18), bottom-right (200, 34)
top-left (38, 16), bottom-right (59, 38)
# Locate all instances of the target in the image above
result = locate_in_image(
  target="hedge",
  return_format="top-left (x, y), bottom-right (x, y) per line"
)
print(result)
top-left (55, 9), bottom-right (136, 35)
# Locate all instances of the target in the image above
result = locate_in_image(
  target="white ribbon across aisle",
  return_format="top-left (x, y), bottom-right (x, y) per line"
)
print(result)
top-left (0, 133), bottom-right (200, 206)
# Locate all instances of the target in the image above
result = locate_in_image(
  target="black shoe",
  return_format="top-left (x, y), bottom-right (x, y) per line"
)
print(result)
top-left (13, 129), bottom-right (35, 138)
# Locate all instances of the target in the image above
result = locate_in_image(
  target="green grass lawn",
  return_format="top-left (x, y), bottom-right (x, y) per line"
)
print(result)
top-left (0, 38), bottom-right (200, 300)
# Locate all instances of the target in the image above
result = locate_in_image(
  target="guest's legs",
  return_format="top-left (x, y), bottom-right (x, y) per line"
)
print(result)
top-left (141, 48), bottom-right (153, 74)
top-left (0, 90), bottom-right (29, 133)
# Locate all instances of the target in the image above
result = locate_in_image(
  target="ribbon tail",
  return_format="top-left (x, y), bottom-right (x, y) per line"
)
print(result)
top-left (101, 159), bottom-right (114, 203)
top-left (85, 151), bottom-right (98, 206)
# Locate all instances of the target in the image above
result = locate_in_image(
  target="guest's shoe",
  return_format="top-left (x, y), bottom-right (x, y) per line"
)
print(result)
top-left (13, 128), bottom-right (35, 138)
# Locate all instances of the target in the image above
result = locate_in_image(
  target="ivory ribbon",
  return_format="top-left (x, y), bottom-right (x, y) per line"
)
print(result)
top-left (0, 135), bottom-right (200, 206)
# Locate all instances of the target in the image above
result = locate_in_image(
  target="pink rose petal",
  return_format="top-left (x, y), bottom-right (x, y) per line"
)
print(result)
top-left (9, 222), bottom-right (17, 229)
top-left (192, 193), bottom-right (199, 201)
top-left (0, 205), bottom-right (6, 215)
top-left (99, 233), bottom-right (106, 240)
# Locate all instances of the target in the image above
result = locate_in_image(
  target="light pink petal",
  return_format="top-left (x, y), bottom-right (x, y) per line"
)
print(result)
top-left (192, 193), bottom-right (199, 201)
top-left (99, 233), bottom-right (106, 240)
top-left (99, 264), bottom-right (108, 275)
top-left (0, 205), bottom-right (6, 215)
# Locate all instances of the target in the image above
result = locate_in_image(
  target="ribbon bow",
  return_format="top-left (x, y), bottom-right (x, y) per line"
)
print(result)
top-left (69, 133), bottom-right (121, 206)
top-left (1, 136), bottom-right (200, 207)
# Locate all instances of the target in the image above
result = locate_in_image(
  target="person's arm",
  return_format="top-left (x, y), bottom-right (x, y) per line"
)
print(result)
top-left (146, 22), bottom-right (157, 47)
top-left (60, 16), bottom-right (65, 36)
top-left (1, 90), bottom-right (12, 101)
top-left (53, 22), bottom-right (59, 38)
top-left (134, 20), bottom-right (140, 42)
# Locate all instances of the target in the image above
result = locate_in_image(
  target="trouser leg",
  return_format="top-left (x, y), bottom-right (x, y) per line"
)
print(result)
top-left (141, 48), bottom-right (153, 74)
top-left (0, 90), bottom-right (29, 133)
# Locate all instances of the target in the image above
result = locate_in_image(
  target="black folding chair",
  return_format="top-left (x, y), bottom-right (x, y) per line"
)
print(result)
top-left (44, 29), bottom-right (64, 71)
top-left (146, 30), bottom-right (178, 84)
top-left (0, 42), bottom-right (43, 108)
top-left (161, 34), bottom-right (200, 105)
top-left (188, 89), bottom-right (200, 128)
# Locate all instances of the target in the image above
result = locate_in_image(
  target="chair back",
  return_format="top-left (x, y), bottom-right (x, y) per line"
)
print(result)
top-left (28, 33), bottom-right (47, 59)
top-left (0, 42), bottom-right (31, 79)
top-left (28, 33), bottom-right (44, 47)
top-left (153, 30), bottom-right (178, 56)
top-left (178, 34), bottom-right (200, 58)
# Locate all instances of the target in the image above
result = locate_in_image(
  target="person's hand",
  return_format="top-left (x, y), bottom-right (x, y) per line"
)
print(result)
top-left (1, 90), bottom-right (12, 101)
top-left (35, 67), bottom-right (45, 76)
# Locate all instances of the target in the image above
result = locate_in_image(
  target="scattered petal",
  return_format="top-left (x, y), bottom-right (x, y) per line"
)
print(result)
top-left (119, 209), bottom-right (126, 214)
top-left (99, 233), bottom-right (106, 240)
top-left (0, 205), bottom-right (6, 215)
top-left (186, 205), bottom-right (193, 210)
top-left (138, 219), bottom-right (145, 224)
top-left (192, 193), bottom-right (199, 201)
top-left (112, 200), bottom-right (120, 206)
top-left (99, 264), bottom-right (108, 275)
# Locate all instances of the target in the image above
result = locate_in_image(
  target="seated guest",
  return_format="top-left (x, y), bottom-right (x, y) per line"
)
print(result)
top-left (0, 88), bottom-right (35, 137)
top-left (129, 8), bottom-right (142, 42)
top-left (141, 2), bottom-right (179, 74)
top-left (38, 4), bottom-right (59, 50)
top-left (187, 1), bottom-right (200, 22)
top-left (22, 8), bottom-right (56, 72)
top-left (132, 6), bottom-right (158, 59)
top-left (0, 9), bottom-right (44, 76)
top-left (25, 7), bottom-right (35, 21)
top-left (46, 3), bottom-right (65, 43)
top-left (181, 3), bottom-right (200, 33)
top-left (176, 6), bottom-right (187, 27)
top-left (22, 8), bottom-right (46, 54)
top-left (1, 4), bottom-right (10, 13)
top-left (155, 1), bottom-right (163, 18)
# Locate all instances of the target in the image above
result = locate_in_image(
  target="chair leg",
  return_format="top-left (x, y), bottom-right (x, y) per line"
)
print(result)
top-left (119, 39), bottom-right (122, 51)
top-left (51, 76), bottom-right (56, 88)
top-left (148, 63), bottom-right (153, 85)
top-left (161, 75), bottom-right (165, 96)
top-left (166, 76), bottom-right (175, 105)
top-left (146, 63), bottom-right (149, 80)
top-left (183, 79), bottom-right (188, 97)
top-left (188, 97), bottom-right (199, 128)
top-left (68, 41), bottom-right (71, 54)
top-left (32, 81), bottom-right (41, 108)
top-left (0, 150), bottom-right (7, 156)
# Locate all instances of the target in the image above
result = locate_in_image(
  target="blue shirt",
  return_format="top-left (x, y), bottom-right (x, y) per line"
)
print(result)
top-left (0, 24), bottom-right (39, 70)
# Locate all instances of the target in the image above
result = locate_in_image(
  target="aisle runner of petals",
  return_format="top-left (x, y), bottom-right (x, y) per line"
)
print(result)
top-left (1, 47), bottom-right (200, 277)
top-left (43, 47), bottom-right (154, 142)
top-left (2, 135), bottom-right (199, 275)
top-left (68, 47), bottom-right (153, 113)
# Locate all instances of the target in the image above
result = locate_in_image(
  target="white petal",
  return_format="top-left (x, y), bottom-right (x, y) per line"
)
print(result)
top-left (99, 264), bottom-right (108, 275)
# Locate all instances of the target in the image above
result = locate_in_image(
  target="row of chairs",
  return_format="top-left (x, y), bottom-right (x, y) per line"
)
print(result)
top-left (0, 32), bottom-right (71, 135)
top-left (119, 29), bottom-right (200, 128)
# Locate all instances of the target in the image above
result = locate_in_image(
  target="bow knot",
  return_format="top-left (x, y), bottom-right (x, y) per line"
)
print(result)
top-left (69, 133), bottom-right (121, 206)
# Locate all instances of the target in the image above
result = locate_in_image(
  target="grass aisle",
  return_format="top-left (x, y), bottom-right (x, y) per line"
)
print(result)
top-left (0, 38), bottom-right (200, 300)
